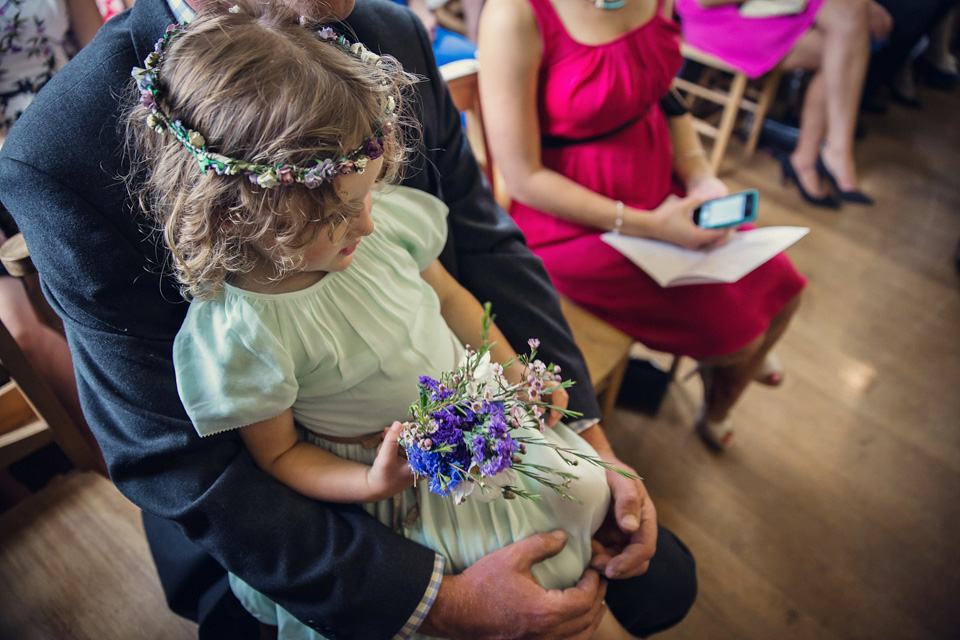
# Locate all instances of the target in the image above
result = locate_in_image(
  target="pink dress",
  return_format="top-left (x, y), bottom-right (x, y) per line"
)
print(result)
top-left (511, 0), bottom-right (806, 359)
top-left (675, 0), bottom-right (826, 78)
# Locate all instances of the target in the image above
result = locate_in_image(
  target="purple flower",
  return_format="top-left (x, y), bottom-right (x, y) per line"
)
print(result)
top-left (363, 138), bottom-right (384, 160)
top-left (317, 26), bottom-right (337, 40)
top-left (528, 338), bottom-right (540, 349)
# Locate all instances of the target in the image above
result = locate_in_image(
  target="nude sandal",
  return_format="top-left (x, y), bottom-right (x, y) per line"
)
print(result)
top-left (754, 352), bottom-right (784, 387)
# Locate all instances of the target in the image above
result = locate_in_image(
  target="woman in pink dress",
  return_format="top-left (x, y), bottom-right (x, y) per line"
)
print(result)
top-left (479, 0), bottom-right (806, 449)
top-left (676, 0), bottom-right (893, 206)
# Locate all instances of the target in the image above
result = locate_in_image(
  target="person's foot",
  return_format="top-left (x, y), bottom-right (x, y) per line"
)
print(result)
top-left (789, 153), bottom-right (828, 199)
top-left (818, 148), bottom-right (860, 194)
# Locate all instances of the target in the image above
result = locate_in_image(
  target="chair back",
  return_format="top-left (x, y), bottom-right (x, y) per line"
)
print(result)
top-left (0, 233), bottom-right (106, 474)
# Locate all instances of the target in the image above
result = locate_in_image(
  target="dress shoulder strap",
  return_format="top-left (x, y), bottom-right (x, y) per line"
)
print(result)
top-left (526, 0), bottom-right (567, 51)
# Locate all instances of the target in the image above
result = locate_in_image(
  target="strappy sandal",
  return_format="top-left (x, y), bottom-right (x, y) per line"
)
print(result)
top-left (693, 367), bottom-right (734, 450)
top-left (754, 352), bottom-right (784, 387)
top-left (696, 411), bottom-right (735, 450)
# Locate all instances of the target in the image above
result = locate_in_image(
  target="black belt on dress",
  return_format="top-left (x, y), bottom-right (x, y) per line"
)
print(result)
top-left (540, 105), bottom-right (650, 148)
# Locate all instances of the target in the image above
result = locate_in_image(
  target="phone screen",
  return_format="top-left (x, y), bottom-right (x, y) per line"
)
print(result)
top-left (694, 190), bottom-right (758, 229)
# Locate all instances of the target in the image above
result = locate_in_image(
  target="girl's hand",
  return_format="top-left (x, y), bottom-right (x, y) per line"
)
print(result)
top-left (630, 194), bottom-right (728, 250)
top-left (542, 380), bottom-right (569, 427)
top-left (365, 422), bottom-right (415, 501)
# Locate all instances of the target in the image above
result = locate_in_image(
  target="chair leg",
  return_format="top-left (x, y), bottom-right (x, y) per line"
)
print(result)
top-left (744, 69), bottom-right (782, 157)
top-left (709, 71), bottom-right (748, 173)
top-left (598, 356), bottom-right (629, 426)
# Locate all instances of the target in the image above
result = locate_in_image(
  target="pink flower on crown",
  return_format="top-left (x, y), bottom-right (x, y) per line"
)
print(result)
top-left (337, 160), bottom-right (355, 175)
top-left (140, 92), bottom-right (156, 111)
top-left (277, 165), bottom-right (296, 185)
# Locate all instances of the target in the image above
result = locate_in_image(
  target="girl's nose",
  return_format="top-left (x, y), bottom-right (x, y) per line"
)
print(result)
top-left (356, 197), bottom-right (375, 237)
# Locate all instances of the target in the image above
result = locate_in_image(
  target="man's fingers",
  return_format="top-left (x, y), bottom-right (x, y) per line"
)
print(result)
top-left (508, 530), bottom-right (569, 571)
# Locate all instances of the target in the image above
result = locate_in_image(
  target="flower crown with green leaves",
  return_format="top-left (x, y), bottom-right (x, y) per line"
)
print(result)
top-left (131, 21), bottom-right (395, 189)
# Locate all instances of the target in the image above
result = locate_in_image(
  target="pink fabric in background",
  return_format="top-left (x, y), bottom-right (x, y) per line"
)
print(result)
top-left (674, 0), bottom-right (826, 78)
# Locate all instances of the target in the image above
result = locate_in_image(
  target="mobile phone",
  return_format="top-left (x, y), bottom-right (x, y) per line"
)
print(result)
top-left (692, 189), bottom-right (758, 229)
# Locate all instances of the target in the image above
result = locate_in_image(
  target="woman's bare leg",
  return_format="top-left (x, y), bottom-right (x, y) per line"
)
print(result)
top-left (700, 294), bottom-right (802, 424)
top-left (782, 0), bottom-right (872, 192)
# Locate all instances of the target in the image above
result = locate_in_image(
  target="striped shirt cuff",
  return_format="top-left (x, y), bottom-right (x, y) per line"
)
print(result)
top-left (393, 553), bottom-right (445, 640)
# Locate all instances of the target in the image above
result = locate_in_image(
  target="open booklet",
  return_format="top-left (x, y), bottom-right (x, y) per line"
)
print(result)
top-left (601, 226), bottom-right (809, 287)
top-left (739, 0), bottom-right (809, 18)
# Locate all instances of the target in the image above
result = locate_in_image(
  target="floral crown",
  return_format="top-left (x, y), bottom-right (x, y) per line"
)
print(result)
top-left (131, 20), bottom-right (396, 189)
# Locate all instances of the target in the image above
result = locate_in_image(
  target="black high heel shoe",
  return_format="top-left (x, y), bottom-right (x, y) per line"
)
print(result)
top-left (779, 155), bottom-right (839, 209)
top-left (815, 156), bottom-right (873, 205)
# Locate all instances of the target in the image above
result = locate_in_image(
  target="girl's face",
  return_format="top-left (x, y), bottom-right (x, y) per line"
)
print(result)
top-left (300, 155), bottom-right (382, 276)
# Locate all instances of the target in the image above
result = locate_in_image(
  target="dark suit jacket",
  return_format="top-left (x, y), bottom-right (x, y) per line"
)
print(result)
top-left (0, 0), bottom-right (600, 637)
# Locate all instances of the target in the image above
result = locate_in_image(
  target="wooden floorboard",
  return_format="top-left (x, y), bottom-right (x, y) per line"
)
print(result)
top-left (608, 86), bottom-right (960, 640)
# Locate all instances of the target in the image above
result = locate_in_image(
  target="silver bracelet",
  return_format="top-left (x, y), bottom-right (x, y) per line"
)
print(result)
top-left (613, 200), bottom-right (624, 234)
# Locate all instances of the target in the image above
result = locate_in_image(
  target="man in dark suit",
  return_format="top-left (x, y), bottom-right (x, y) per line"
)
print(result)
top-left (0, 0), bottom-right (696, 637)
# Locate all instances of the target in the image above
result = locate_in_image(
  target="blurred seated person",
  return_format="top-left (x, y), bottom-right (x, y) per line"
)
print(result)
top-left (395, 0), bottom-right (477, 65)
top-left (479, 0), bottom-right (806, 449)
top-left (675, 0), bottom-right (892, 207)
top-left (862, 1), bottom-right (958, 111)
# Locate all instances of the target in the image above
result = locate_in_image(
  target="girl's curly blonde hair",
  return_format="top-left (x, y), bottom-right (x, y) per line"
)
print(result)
top-left (126, 0), bottom-right (418, 300)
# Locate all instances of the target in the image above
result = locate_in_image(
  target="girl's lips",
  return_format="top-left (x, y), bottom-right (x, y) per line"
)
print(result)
top-left (340, 243), bottom-right (358, 256)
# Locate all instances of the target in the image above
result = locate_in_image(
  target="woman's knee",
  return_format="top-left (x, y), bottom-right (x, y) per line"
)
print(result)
top-left (819, 0), bottom-right (870, 36)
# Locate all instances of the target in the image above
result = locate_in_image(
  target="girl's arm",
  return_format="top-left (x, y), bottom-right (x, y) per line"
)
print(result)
top-left (239, 411), bottom-right (413, 504)
top-left (478, 0), bottom-right (724, 250)
top-left (420, 260), bottom-right (568, 424)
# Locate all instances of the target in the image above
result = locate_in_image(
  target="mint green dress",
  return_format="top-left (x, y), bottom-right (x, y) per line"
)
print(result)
top-left (173, 186), bottom-right (610, 640)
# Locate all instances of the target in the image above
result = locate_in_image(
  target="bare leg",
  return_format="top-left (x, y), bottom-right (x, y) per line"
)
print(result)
top-left (699, 294), bottom-right (802, 424)
top-left (782, 0), bottom-right (872, 192)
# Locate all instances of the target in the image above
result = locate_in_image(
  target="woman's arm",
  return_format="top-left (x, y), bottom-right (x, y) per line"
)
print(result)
top-left (65, 0), bottom-right (103, 48)
top-left (240, 411), bottom-right (413, 504)
top-left (478, 0), bottom-right (724, 249)
top-left (668, 113), bottom-right (729, 200)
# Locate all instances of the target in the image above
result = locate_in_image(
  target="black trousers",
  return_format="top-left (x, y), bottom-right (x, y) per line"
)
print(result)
top-left (143, 512), bottom-right (697, 639)
top-left (866, 0), bottom-right (960, 95)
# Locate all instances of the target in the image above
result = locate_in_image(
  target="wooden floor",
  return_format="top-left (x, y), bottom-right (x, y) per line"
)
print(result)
top-left (608, 88), bottom-right (960, 640)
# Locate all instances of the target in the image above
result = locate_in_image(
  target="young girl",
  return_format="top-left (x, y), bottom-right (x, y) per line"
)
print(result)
top-left (127, 2), bottom-right (626, 638)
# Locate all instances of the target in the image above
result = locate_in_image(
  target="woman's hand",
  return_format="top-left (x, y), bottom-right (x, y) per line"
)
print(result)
top-left (365, 422), bottom-right (415, 501)
top-left (686, 175), bottom-right (729, 202)
top-left (624, 194), bottom-right (728, 250)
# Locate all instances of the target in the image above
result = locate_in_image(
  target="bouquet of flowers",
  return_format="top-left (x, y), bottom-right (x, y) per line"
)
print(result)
top-left (400, 304), bottom-right (638, 504)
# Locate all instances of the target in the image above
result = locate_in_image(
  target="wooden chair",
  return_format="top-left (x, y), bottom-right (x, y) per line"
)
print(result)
top-left (672, 44), bottom-right (783, 173)
top-left (660, 0), bottom-right (782, 173)
top-left (0, 233), bottom-right (105, 474)
top-left (440, 60), bottom-right (636, 423)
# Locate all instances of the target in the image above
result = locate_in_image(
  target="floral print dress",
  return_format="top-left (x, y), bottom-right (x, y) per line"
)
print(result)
top-left (0, 0), bottom-right (75, 136)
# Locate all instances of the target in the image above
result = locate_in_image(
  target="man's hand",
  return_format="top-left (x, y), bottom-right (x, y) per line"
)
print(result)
top-left (590, 460), bottom-right (658, 579)
top-left (420, 531), bottom-right (608, 640)
top-left (578, 426), bottom-right (658, 580)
